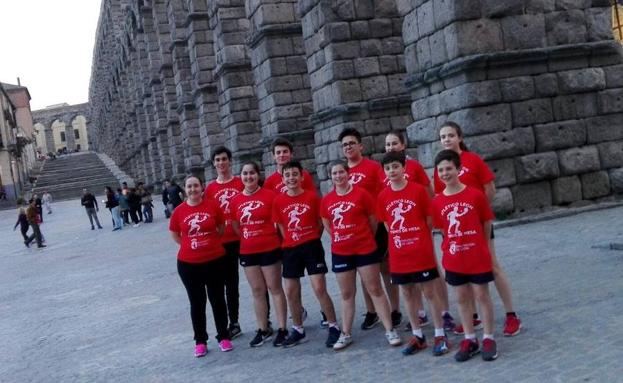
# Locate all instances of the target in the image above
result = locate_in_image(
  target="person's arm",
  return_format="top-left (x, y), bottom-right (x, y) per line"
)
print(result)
top-left (170, 231), bottom-right (181, 244)
top-left (368, 215), bottom-right (378, 235)
top-left (93, 196), bottom-right (99, 211)
top-left (216, 223), bottom-right (225, 236)
top-left (232, 220), bottom-right (240, 237)
top-left (483, 220), bottom-right (492, 247)
top-left (426, 183), bottom-right (434, 198)
top-left (321, 218), bottom-right (332, 235)
top-left (483, 181), bottom-right (496, 203)
top-left (276, 222), bottom-right (285, 239)
top-left (316, 218), bottom-right (324, 237)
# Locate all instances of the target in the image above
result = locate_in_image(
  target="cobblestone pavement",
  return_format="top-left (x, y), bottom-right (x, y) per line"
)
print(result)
top-left (1, 199), bottom-right (621, 383)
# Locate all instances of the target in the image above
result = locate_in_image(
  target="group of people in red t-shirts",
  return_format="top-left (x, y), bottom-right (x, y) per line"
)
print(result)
top-left (168, 122), bottom-right (522, 363)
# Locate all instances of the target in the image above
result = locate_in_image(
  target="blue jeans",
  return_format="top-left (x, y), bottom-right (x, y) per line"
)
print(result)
top-left (111, 206), bottom-right (123, 229)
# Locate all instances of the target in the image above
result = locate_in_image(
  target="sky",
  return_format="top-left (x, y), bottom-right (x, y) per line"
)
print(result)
top-left (0, 0), bottom-right (103, 111)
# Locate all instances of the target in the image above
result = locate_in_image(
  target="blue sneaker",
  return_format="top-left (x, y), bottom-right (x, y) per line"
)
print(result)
top-left (442, 312), bottom-right (456, 332)
top-left (433, 335), bottom-right (451, 356)
top-left (283, 329), bottom-right (306, 348)
top-left (401, 335), bottom-right (427, 355)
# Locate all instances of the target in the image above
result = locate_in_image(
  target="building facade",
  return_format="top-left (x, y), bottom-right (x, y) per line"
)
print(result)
top-left (32, 103), bottom-right (91, 155)
top-left (88, 0), bottom-right (623, 217)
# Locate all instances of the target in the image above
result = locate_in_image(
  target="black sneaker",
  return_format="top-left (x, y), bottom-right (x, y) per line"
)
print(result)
top-left (391, 310), bottom-right (402, 328)
top-left (361, 312), bottom-right (380, 330)
top-left (283, 329), bottom-right (306, 348)
top-left (320, 311), bottom-right (329, 328)
top-left (249, 328), bottom-right (273, 348)
top-left (455, 339), bottom-right (480, 362)
top-left (228, 323), bottom-right (242, 339)
top-left (481, 338), bottom-right (498, 361)
top-left (325, 326), bottom-right (340, 348)
top-left (273, 328), bottom-right (288, 347)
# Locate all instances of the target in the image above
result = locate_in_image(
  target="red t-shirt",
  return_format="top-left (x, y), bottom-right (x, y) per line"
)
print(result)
top-left (320, 186), bottom-right (377, 255)
top-left (230, 188), bottom-right (280, 254)
top-left (264, 169), bottom-right (316, 194)
top-left (169, 198), bottom-right (226, 263)
top-left (430, 186), bottom-right (495, 275)
top-left (204, 177), bottom-right (244, 243)
top-left (348, 157), bottom-right (382, 197)
top-left (376, 182), bottom-right (436, 274)
top-left (433, 151), bottom-right (495, 194)
top-left (379, 158), bottom-right (431, 188)
top-left (272, 190), bottom-right (322, 248)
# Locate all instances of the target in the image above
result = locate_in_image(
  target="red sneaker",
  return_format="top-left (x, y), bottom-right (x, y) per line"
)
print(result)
top-left (503, 315), bottom-right (522, 336)
top-left (481, 338), bottom-right (498, 361)
top-left (454, 339), bottom-right (479, 362)
top-left (453, 319), bottom-right (483, 335)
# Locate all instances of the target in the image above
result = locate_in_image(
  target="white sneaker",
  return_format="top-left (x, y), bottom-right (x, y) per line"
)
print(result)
top-left (332, 333), bottom-right (353, 351)
top-left (385, 329), bottom-right (402, 346)
top-left (133, 223), bottom-right (140, 227)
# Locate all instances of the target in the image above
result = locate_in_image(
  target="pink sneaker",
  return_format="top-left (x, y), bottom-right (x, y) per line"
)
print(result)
top-left (194, 343), bottom-right (207, 357)
top-left (219, 339), bottom-right (234, 352)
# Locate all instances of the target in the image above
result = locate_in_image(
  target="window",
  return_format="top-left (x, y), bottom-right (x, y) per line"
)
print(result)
top-left (60, 132), bottom-right (66, 142)
top-left (74, 129), bottom-right (80, 139)
top-left (614, 0), bottom-right (623, 42)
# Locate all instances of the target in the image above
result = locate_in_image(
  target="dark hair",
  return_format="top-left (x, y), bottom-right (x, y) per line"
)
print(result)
top-left (386, 130), bottom-right (406, 145)
top-left (184, 175), bottom-right (204, 187)
top-left (381, 151), bottom-right (406, 167)
top-left (105, 186), bottom-right (114, 194)
top-left (282, 160), bottom-right (303, 174)
top-left (434, 149), bottom-right (461, 168)
top-left (439, 121), bottom-right (469, 151)
top-left (212, 146), bottom-right (232, 161)
top-left (328, 160), bottom-right (349, 175)
top-left (338, 128), bottom-right (362, 143)
top-left (271, 137), bottom-right (293, 153)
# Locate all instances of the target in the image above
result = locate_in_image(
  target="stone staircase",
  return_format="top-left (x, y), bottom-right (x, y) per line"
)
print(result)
top-left (30, 152), bottom-right (121, 201)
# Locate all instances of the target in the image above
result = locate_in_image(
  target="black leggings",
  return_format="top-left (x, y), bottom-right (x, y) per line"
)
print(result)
top-left (223, 241), bottom-right (240, 324)
top-left (177, 257), bottom-right (230, 344)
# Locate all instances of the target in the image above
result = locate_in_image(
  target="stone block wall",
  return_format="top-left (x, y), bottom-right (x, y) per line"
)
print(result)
top-left (401, 0), bottom-right (623, 215)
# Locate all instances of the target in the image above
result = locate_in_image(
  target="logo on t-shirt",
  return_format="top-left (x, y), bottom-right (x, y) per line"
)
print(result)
top-left (239, 200), bottom-right (264, 224)
top-left (348, 173), bottom-right (365, 185)
top-left (441, 202), bottom-right (476, 238)
top-left (458, 166), bottom-right (470, 177)
top-left (215, 189), bottom-right (239, 213)
top-left (185, 213), bottom-right (210, 237)
top-left (286, 204), bottom-right (309, 229)
top-left (329, 202), bottom-right (354, 229)
top-left (389, 201), bottom-right (413, 231)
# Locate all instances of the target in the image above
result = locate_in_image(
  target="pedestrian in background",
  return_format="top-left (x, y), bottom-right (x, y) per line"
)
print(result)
top-left (81, 188), bottom-right (103, 230)
top-left (105, 186), bottom-right (123, 231)
top-left (42, 191), bottom-right (53, 214)
top-left (25, 198), bottom-right (45, 248)
top-left (14, 204), bottom-right (30, 243)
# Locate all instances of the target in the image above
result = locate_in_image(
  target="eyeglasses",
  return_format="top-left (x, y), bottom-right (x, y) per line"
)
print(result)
top-left (342, 141), bottom-right (359, 148)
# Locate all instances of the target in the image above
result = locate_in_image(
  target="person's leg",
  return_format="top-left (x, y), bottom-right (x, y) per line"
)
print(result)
top-left (490, 241), bottom-right (515, 313)
top-left (137, 206), bottom-right (143, 222)
top-left (243, 265), bottom-right (269, 330)
top-left (261, 262), bottom-right (287, 330)
top-left (400, 283), bottom-right (420, 331)
top-left (177, 261), bottom-right (209, 344)
top-left (20, 227), bottom-right (29, 242)
top-left (472, 283), bottom-right (494, 335)
top-left (86, 208), bottom-right (95, 227)
top-left (129, 208), bottom-right (139, 224)
top-left (358, 263), bottom-right (393, 331)
top-left (380, 259), bottom-right (400, 314)
top-left (205, 257), bottom-right (230, 342)
top-left (93, 210), bottom-right (102, 228)
top-left (421, 281), bottom-right (444, 331)
top-left (361, 279), bottom-right (375, 314)
top-left (284, 278), bottom-right (303, 326)
top-left (146, 205), bottom-right (153, 222)
top-left (223, 242), bottom-right (240, 325)
top-left (455, 285), bottom-right (475, 335)
top-left (32, 224), bottom-right (43, 247)
top-left (309, 274), bottom-right (337, 324)
top-left (335, 269), bottom-right (357, 335)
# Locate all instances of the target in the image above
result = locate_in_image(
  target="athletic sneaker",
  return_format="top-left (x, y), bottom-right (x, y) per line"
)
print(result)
top-left (283, 329), bottom-right (306, 348)
top-left (249, 328), bottom-right (273, 347)
top-left (194, 343), bottom-right (207, 357)
top-left (273, 328), bottom-right (288, 347)
top-left (325, 326), bottom-right (340, 348)
top-left (391, 310), bottom-right (402, 328)
top-left (361, 312), bottom-right (380, 330)
top-left (320, 311), bottom-right (329, 328)
top-left (453, 319), bottom-right (483, 335)
top-left (442, 312), bottom-right (456, 332)
top-left (418, 314), bottom-right (429, 327)
top-left (401, 335), bottom-right (427, 355)
top-left (385, 329), bottom-right (402, 346)
top-left (455, 339), bottom-right (480, 362)
top-left (481, 338), bottom-right (498, 361)
top-left (228, 323), bottom-right (242, 339)
top-left (218, 339), bottom-right (234, 352)
top-left (333, 333), bottom-right (353, 351)
top-left (503, 315), bottom-right (522, 336)
top-left (433, 336), bottom-right (451, 356)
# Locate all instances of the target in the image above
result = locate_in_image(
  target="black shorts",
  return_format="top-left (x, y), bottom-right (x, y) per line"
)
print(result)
top-left (282, 239), bottom-right (328, 278)
top-left (239, 248), bottom-right (281, 267)
top-left (445, 270), bottom-right (494, 286)
top-left (375, 223), bottom-right (388, 258)
top-left (332, 251), bottom-right (381, 273)
top-left (391, 267), bottom-right (439, 285)
top-left (490, 226), bottom-right (495, 240)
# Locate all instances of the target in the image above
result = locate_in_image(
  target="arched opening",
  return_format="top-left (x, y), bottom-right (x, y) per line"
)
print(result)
top-left (70, 115), bottom-right (89, 151)
top-left (51, 119), bottom-right (67, 153)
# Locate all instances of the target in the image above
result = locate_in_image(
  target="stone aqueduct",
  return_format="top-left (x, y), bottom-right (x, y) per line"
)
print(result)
top-left (32, 103), bottom-right (91, 154)
top-left (89, 0), bottom-right (623, 216)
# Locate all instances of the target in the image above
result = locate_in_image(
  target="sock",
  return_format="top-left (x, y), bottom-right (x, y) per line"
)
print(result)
top-left (506, 312), bottom-right (517, 318)
top-left (411, 328), bottom-right (423, 338)
top-left (472, 313), bottom-right (479, 320)
top-left (465, 333), bottom-right (476, 340)
top-left (434, 328), bottom-right (445, 337)
top-left (483, 333), bottom-right (494, 340)
top-left (293, 325), bottom-right (304, 334)
top-left (418, 310), bottom-right (426, 317)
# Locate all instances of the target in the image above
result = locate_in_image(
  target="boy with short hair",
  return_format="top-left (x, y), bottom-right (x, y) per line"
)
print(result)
top-left (430, 150), bottom-right (498, 362)
top-left (272, 161), bottom-right (341, 348)
top-left (377, 152), bottom-right (450, 357)
top-left (264, 138), bottom-right (315, 194)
